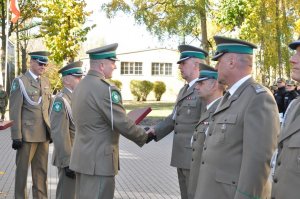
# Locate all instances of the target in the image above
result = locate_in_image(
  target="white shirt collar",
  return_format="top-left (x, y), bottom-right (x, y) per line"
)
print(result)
top-left (65, 87), bottom-right (73, 93)
top-left (29, 70), bottom-right (39, 81)
top-left (206, 97), bottom-right (222, 110)
top-left (228, 75), bottom-right (251, 96)
top-left (188, 78), bottom-right (198, 89)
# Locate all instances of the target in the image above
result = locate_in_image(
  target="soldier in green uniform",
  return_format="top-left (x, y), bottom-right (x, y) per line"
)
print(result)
top-left (194, 36), bottom-right (279, 199)
top-left (0, 84), bottom-right (8, 120)
top-left (9, 51), bottom-right (52, 199)
top-left (147, 45), bottom-right (208, 199)
top-left (50, 61), bottom-right (83, 199)
top-left (188, 66), bottom-right (224, 199)
top-left (69, 43), bottom-right (155, 199)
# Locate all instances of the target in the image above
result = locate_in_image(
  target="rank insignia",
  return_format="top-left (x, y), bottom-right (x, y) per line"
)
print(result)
top-left (111, 90), bottom-right (121, 104)
top-left (53, 101), bottom-right (63, 112)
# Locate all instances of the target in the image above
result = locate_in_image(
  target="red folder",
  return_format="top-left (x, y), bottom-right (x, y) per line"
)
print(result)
top-left (127, 107), bottom-right (152, 125)
top-left (0, 120), bottom-right (13, 130)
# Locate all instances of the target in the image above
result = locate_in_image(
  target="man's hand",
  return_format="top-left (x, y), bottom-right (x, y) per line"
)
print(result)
top-left (64, 166), bottom-right (76, 179)
top-left (145, 127), bottom-right (157, 143)
top-left (12, 139), bottom-right (22, 150)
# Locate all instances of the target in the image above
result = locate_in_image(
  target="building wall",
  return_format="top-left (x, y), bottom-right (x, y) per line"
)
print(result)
top-left (114, 48), bottom-right (184, 101)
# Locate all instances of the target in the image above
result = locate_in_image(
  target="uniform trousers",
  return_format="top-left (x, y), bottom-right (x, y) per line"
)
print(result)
top-left (177, 168), bottom-right (190, 199)
top-left (15, 141), bottom-right (49, 199)
top-left (56, 167), bottom-right (76, 199)
top-left (75, 173), bottom-right (115, 199)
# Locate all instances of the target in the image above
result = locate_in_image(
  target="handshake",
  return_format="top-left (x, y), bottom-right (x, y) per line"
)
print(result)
top-left (144, 127), bottom-right (157, 144)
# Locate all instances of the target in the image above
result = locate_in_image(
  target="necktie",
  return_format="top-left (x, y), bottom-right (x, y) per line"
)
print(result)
top-left (182, 84), bottom-right (189, 95)
top-left (219, 91), bottom-right (230, 106)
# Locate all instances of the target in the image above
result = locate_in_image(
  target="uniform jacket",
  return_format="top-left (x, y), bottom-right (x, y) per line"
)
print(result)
top-left (9, 71), bottom-right (52, 142)
top-left (154, 83), bottom-right (203, 169)
top-left (50, 88), bottom-right (75, 168)
top-left (188, 98), bottom-right (220, 199)
top-left (271, 97), bottom-right (300, 199)
top-left (194, 78), bottom-right (279, 199)
top-left (283, 90), bottom-right (299, 114)
top-left (70, 70), bottom-right (148, 176)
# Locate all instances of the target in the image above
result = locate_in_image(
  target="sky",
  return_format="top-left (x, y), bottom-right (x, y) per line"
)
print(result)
top-left (83, 0), bottom-right (180, 53)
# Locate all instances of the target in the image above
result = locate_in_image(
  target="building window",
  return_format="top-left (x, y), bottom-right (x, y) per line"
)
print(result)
top-left (151, 63), bottom-right (172, 76)
top-left (120, 62), bottom-right (143, 75)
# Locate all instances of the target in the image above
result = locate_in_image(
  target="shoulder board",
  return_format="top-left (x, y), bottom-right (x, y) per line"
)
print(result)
top-left (251, 84), bottom-right (267, 94)
top-left (101, 79), bottom-right (111, 86)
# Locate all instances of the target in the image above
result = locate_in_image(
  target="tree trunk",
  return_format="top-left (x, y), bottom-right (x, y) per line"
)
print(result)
top-left (275, 0), bottom-right (282, 77)
top-left (1, 0), bottom-right (6, 86)
top-left (199, 0), bottom-right (209, 63)
top-left (21, 47), bottom-right (27, 74)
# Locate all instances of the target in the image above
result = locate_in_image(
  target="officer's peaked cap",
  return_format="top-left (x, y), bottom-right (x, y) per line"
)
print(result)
top-left (177, 45), bottom-right (208, 64)
top-left (58, 61), bottom-right (83, 77)
top-left (29, 51), bottom-right (50, 64)
top-left (212, 36), bottom-right (257, 61)
top-left (86, 43), bottom-right (119, 61)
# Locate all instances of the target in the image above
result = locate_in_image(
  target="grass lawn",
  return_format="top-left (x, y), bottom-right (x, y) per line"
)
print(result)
top-left (123, 100), bottom-right (175, 125)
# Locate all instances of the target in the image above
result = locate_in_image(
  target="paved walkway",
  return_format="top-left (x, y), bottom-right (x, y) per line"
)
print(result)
top-left (0, 127), bottom-right (180, 199)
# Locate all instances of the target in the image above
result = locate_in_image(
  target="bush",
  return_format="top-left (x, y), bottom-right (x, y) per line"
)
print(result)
top-left (140, 80), bottom-right (153, 101)
top-left (108, 79), bottom-right (122, 90)
top-left (153, 81), bottom-right (166, 101)
top-left (130, 80), bottom-right (142, 101)
top-left (130, 80), bottom-right (153, 101)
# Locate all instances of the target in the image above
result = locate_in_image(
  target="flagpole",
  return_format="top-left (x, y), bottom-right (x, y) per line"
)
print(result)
top-left (4, 0), bottom-right (10, 91)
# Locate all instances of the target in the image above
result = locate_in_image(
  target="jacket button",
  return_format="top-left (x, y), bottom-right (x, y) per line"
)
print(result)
top-left (277, 161), bottom-right (281, 166)
top-left (192, 158), bottom-right (194, 161)
top-left (274, 178), bottom-right (278, 183)
top-left (204, 147), bottom-right (207, 150)
top-left (193, 138), bottom-right (196, 141)
top-left (174, 132), bottom-right (177, 134)
top-left (279, 143), bottom-right (283, 149)
top-left (176, 123), bottom-right (178, 125)
top-left (192, 148), bottom-right (195, 151)
top-left (201, 161), bottom-right (204, 164)
top-left (209, 133), bottom-right (212, 136)
top-left (232, 181), bottom-right (235, 184)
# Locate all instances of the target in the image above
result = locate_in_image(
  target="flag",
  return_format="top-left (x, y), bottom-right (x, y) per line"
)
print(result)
top-left (10, 0), bottom-right (20, 24)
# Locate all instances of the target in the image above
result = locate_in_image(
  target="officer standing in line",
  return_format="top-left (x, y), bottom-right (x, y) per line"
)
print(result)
top-left (194, 36), bottom-right (279, 199)
top-left (271, 37), bottom-right (300, 199)
top-left (283, 79), bottom-right (299, 115)
top-left (188, 66), bottom-right (224, 199)
top-left (0, 84), bottom-right (8, 120)
top-left (50, 61), bottom-right (83, 199)
top-left (146, 45), bottom-right (208, 199)
top-left (69, 43), bottom-right (155, 199)
top-left (9, 51), bottom-right (52, 199)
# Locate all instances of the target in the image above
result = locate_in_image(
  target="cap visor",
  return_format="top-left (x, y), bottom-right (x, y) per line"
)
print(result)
top-left (212, 52), bottom-right (226, 61)
top-left (177, 57), bottom-right (190, 64)
top-left (109, 58), bottom-right (119, 61)
top-left (289, 41), bottom-right (300, 50)
top-left (36, 60), bottom-right (48, 64)
top-left (196, 77), bottom-right (209, 82)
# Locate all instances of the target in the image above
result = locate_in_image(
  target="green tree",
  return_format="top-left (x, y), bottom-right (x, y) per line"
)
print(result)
top-left (102, 0), bottom-right (211, 54)
top-left (40, 0), bottom-right (95, 64)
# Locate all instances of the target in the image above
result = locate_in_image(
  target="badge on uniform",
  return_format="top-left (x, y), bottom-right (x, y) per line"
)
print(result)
top-left (11, 80), bottom-right (19, 92)
top-left (53, 101), bottom-right (63, 112)
top-left (111, 90), bottom-right (121, 104)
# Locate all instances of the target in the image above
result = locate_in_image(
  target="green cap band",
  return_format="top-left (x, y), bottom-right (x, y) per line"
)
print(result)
top-left (61, 67), bottom-right (83, 76)
top-left (180, 51), bottom-right (206, 60)
top-left (31, 55), bottom-right (49, 63)
top-left (199, 70), bottom-right (218, 80)
top-left (217, 44), bottom-right (253, 54)
top-left (89, 51), bottom-right (117, 60)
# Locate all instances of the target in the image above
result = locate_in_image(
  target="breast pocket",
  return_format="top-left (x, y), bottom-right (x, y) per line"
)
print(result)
top-left (213, 114), bottom-right (238, 143)
top-left (287, 133), bottom-right (300, 172)
top-left (182, 100), bottom-right (198, 116)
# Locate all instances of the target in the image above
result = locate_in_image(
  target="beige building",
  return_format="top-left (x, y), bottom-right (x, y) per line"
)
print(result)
top-left (82, 48), bottom-right (185, 101)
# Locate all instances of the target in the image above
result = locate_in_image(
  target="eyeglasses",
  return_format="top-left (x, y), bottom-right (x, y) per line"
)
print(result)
top-left (37, 62), bottom-right (48, 67)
